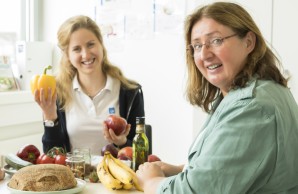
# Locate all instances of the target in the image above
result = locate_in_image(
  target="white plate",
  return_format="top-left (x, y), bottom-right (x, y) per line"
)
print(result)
top-left (7, 178), bottom-right (86, 194)
top-left (91, 155), bottom-right (131, 168)
top-left (3, 164), bottom-right (17, 176)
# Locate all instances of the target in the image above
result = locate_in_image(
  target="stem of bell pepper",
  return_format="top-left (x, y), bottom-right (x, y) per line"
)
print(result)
top-left (43, 65), bottom-right (52, 75)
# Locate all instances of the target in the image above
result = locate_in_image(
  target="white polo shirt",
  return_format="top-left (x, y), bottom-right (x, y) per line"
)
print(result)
top-left (66, 75), bottom-right (120, 155)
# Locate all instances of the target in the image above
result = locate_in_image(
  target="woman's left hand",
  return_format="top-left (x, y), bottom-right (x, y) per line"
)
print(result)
top-left (136, 162), bottom-right (165, 189)
top-left (103, 123), bottom-right (131, 146)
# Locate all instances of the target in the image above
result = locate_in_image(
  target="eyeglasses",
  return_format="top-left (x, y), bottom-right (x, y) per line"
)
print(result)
top-left (188, 34), bottom-right (238, 54)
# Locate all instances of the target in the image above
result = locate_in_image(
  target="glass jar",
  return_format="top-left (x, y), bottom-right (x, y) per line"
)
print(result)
top-left (65, 152), bottom-right (85, 180)
top-left (73, 148), bottom-right (92, 177)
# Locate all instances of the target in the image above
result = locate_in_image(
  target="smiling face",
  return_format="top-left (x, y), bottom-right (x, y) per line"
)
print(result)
top-left (68, 28), bottom-right (104, 77)
top-left (191, 17), bottom-right (255, 95)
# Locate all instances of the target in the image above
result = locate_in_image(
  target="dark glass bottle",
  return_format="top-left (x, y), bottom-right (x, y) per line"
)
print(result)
top-left (132, 117), bottom-right (149, 171)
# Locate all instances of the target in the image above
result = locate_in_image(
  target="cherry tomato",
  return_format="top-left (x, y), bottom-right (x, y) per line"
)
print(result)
top-left (54, 155), bottom-right (66, 165)
top-left (47, 147), bottom-right (66, 157)
top-left (36, 153), bottom-right (45, 164)
top-left (40, 154), bottom-right (55, 164)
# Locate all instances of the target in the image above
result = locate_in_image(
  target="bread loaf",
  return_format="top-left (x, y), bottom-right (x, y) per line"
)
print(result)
top-left (8, 164), bottom-right (77, 191)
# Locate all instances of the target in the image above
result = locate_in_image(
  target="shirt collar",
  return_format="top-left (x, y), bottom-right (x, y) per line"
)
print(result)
top-left (105, 74), bottom-right (114, 91)
top-left (229, 76), bottom-right (257, 99)
top-left (73, 74), bottom-right (114, 92)
top-left (73, 74), bottom-right (81, 91)
top-left (211, 77), bottom-right (258, 112)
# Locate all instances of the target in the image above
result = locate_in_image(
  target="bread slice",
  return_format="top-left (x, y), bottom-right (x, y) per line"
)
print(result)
top-left (8, 164), bottom-right (77, 191)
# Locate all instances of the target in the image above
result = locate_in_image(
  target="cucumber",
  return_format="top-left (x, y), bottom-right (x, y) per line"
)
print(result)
top-left (5, 153), bottom-right (33, 170)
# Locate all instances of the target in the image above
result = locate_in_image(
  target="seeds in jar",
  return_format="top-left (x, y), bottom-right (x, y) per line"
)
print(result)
top-left (66, 157), bottom-right (85, 180)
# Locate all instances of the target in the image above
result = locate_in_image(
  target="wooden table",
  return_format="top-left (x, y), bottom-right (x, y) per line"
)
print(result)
top-left (0, 175), bottom-right (143, 194)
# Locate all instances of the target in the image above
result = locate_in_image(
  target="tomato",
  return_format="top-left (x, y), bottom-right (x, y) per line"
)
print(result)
top-left (45, 147), bottom-right (66, 165)
top-left (36, 153), bottom-right (45, 164)
top-left (36, 153), bottom-right (54, 164)
top-left (47, 147), bottom-right (65, 156)
top-left (40, 154), bottom-right (55, 164)
top-left (37, 153), bottom-right (66, 165)
top-left (54, 155), bottom-right (66, 165)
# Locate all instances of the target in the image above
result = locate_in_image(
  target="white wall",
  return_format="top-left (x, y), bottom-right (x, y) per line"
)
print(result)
top-left (107, 34), bottom-right (193, 164)
top-left (38, 0), bottom-right (96, 43)
top-left (186, 0), bottom-right (273, 40)
top-left (39, 0), bottom-right (193, 165)
top-left (272, 0), bottom-right (298, 101)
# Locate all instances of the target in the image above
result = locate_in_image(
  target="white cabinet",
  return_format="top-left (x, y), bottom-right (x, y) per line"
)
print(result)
top-left (15, 41), bottom-right (53, 90)
top-left (0, 41), bottom-right (52, 155)
top-left (0, 91), bottom-right (43, 155)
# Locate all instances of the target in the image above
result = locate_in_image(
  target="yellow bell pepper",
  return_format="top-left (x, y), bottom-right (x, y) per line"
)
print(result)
top-left (30, 65), bottom-right (56, 100)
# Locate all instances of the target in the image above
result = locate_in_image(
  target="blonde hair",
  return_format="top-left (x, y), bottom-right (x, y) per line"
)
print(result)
top-left (56, 15), bottom-right (138, 110)
top-left (184, 2), bottom-right (287, 113)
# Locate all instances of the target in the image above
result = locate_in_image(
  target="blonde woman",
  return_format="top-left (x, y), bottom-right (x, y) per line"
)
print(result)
top-left (34, 15), bottom-right (145, 155)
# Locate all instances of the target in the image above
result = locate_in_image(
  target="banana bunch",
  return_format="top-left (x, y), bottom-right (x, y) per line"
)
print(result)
top-left (97, 151), bottom-right (143, 191)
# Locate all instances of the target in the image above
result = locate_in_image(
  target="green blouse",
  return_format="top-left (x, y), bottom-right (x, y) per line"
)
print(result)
top-left (158, 78), bottom-right (298, 194)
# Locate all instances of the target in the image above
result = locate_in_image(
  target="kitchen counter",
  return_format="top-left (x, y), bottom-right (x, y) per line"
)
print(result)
top-left (0, 175), bottom-right (143, 194)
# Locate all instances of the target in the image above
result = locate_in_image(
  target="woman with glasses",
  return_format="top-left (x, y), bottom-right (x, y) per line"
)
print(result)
top-left (33, 15), bottom-right (145, 155)
top-left (136, 2), bottom-right (298, 194)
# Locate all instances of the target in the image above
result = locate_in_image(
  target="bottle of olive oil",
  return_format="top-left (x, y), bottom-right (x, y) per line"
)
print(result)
top-left (132, 117), bottom-right (149, 171)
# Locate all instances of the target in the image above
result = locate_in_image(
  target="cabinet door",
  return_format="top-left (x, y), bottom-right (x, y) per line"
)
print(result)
top-left (272, 1), bottom-right (298, 101)
top-left (0, 91), bottom-right (43, 155)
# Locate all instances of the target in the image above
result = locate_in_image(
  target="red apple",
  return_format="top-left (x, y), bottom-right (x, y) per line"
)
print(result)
top-left (117, 146), bottom-right (132, 161)
top-left (148, 154), bottom-right (161, 162)
top-left (105, 115), bottom-right (127, 135)
top-left (101, 143), bottom-right (119, 158)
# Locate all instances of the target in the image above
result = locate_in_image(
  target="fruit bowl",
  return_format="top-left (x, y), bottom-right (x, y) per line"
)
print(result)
top-left (3, 164), bottom-right (17, 176)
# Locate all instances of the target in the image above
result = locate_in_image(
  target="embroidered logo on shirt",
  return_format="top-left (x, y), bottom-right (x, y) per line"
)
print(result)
top-left (109, 107), bottom-right (115, 114)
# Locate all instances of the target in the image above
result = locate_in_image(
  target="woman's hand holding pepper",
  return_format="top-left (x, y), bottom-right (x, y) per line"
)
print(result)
top-left (34, 88), bottom-right (57, 121)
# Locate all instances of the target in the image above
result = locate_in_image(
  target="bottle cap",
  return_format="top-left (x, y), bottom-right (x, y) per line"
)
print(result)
top-left (136, 117), bottom-right (145, 125)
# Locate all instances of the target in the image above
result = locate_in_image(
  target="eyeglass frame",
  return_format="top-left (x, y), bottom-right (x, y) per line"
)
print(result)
top-left (187, 33), bottom-right (238, 55)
